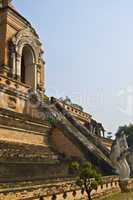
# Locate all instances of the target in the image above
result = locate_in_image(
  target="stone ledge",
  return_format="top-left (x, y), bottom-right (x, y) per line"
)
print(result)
top-left (0, 140), bottom-right (58, 163)
top-left (0, 176), bottom-right (120, 200)
top-left (0, 107), bottom-right (50, 127)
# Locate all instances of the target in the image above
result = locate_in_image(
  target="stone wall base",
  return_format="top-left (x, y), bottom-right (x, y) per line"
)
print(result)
top-left (0, 176), bottom-right (121, 200)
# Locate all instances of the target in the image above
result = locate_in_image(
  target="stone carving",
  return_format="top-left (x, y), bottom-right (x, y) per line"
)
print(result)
top-left (12, 28), bottom-right (41, 54)
top-left (12, 28), bottom-right (42, 64)
top-left (110, 133), bottom-right (130, 180)
top-left (10, 28), bottom-right (44, 83)
top-left (8, 97), bottom-right (16, 109)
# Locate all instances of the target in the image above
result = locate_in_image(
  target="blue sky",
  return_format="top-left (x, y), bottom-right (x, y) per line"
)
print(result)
top-left (13, 0), bottom-right (133, 135)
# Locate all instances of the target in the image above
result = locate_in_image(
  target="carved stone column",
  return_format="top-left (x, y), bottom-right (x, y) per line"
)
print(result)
top-left (34, 63), bottom-right (37, 92)
top-left (16, 53), bottom-right (21, 81)
top-left (9, 44), bottom-right (16, 78)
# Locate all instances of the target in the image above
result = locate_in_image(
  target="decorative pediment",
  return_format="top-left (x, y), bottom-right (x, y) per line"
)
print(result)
top-left (11, 28), bottom-right (43, 64)
top-left (12, 28), bottom-right (41, 47)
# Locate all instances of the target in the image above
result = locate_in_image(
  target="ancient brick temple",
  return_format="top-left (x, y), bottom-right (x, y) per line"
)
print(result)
top-left (0, 0), bottom-right (58, 181)
top-left (0, 1), bottom-right (119, 200)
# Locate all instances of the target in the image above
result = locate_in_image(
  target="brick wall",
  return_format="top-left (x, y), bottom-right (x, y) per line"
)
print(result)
top-left (51, 128), bottom-right (85, 159)
top-left (0, 107), bottom-right (50, 146)
top-left (0, 127), bottom-right (47, 145)
top-left (0, 176), bottom-right (121, 200)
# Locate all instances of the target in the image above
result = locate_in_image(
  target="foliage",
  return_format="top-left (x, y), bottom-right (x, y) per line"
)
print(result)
top-left (69, 161), bottom-right (80, 174)
top-left (43, 95), bottom-right (49, 103)
top-left (116, 124), bottom-right (133, 147)
top-left (47, 116), bottom-right (58, 126)
top-left (69, 162), bottom-right (102, 200)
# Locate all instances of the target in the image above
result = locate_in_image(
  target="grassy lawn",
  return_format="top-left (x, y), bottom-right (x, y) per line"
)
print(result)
top-left (102, 192), bottom-right (133, 200)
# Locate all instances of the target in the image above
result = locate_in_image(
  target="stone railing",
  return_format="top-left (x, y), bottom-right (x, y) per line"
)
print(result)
top-left (0, 176), bottom-right (120, 200)
top-left (49, 99), bottom-right (114, 174)
top-left (0, 74), bottom-right (29, 96)
top-left (54, 99), bottom-right (110, 158)
top-left (61, 102), bottom-right (91, 124)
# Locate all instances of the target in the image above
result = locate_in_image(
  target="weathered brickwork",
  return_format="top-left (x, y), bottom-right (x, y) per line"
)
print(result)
top-left (0, 176), bottom-right (121, 200)
top-left (0, 3), bottom-right (122, 200)
top-left (62, 102), bottom-right (92, 124)
top-left (0, 107), bottom-right (50, 144)
top-left (0, 127), bottom-right (48, 145)
top-left (51, 128), bottom-right (85, 159)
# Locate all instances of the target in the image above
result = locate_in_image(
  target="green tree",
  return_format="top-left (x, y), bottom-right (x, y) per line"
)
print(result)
top-left (116, 124), bottom-right (133, 147)
top-left (69, 162), bottom-right (102, 200)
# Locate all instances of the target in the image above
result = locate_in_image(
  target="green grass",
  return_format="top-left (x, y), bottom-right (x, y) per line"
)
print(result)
top-left (102, 192), bottom-right (133, 200)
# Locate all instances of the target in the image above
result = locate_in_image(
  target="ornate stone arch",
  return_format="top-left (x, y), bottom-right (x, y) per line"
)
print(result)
top-left (13, 28), bottom-right (41, 62)
top-left (11, 28), bottom-right (44, 91)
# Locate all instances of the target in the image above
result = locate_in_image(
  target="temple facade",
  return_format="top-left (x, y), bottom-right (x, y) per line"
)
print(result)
top-left (0, 0), bottom-right (44, 113)
top-left (0, 1), bottom-right (120, 200)
top-left (0, 0), bottom-right (58, 179)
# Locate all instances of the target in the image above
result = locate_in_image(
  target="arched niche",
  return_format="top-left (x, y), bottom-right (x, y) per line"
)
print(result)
top-left (11, 28), bottom-right (44, 91)
top-left (21, 45), bottom-right (36, 90)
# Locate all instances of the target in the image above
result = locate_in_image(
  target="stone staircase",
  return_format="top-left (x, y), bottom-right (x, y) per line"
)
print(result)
top-left (55, 100), bottom-right (110, 157)
top-left (37, 97), bottom-right (116, 175)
